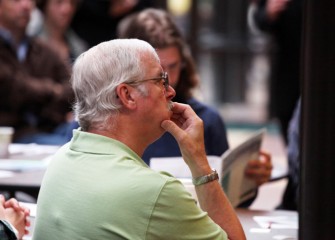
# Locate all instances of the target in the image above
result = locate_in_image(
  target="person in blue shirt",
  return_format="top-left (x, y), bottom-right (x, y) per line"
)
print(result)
top-left (280, 98), bottom-right (301, 210)
top-left (117, 9), bottom-right (272, 191)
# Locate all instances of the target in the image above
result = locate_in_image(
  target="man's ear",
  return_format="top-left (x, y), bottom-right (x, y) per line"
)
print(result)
top-left (116, 84), bottom-right (137, 109)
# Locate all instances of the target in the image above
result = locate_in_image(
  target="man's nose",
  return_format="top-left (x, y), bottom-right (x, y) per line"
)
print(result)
top-left (166, 85), bottom-right (176, 100)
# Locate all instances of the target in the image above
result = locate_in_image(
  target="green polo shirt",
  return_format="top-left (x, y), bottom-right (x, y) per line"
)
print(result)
top-left (33, 130), bottom-right (227, 240)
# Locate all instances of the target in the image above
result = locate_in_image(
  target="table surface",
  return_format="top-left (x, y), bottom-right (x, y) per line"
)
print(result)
top-left (0, 144), bottom-right (59, 198)
top-left (237, 208), bottom-right (297, 240)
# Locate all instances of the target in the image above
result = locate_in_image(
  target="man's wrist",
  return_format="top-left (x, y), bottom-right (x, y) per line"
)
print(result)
top-left (192, 169), bottom-right (219, 186)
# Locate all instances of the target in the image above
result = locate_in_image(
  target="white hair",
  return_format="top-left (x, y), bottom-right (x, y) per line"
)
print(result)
top-left (71, 39), bottom-right (159, 130)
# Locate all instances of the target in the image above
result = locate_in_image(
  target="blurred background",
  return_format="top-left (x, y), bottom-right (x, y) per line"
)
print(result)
top-left (157, 0), bottom-right (272, 125)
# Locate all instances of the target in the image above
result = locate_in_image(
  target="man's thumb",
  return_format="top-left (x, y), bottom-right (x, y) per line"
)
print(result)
top-left (161, 120), bottom-right (182, 139)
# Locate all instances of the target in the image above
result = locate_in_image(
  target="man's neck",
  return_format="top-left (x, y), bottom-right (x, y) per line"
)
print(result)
top-left (87, 115), bottom-right (155, 158)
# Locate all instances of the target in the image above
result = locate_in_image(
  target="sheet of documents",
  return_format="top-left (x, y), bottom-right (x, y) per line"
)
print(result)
top-left (253, 215), bottom-right (298, 229)
top-left (0, 170), bottom-right (15, 178)
top-left (0, 144), bottom-right (58, 172)
top-left (0, 158), bottom-right (51, 172)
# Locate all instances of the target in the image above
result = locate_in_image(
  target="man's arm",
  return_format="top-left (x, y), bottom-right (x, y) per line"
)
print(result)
top-left (161, 102), bottom-right (246, 240)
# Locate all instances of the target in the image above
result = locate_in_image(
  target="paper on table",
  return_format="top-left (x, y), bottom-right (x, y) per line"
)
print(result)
top-left (0, 156), bottom-right (51, 172)
top-left (253, 215), bottom-right (298, 229)
top-left (8, 144), bottom-right (59, 163)
top-left (0, 170), bottom-right (15, 178)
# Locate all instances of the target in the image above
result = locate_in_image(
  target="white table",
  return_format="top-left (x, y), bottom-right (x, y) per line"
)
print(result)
top-left (0, 144), bottom-right (59, 199)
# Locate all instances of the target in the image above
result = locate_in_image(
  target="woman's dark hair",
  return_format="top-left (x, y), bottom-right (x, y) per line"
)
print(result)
top-left (118, 8), bottom-right (199, 100)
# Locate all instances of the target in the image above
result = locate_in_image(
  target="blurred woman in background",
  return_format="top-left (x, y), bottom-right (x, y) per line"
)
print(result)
top-left (33, 0), bottom-right (88, 65)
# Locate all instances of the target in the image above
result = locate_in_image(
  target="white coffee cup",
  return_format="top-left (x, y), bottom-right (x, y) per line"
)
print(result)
top-left (0, 127), bottom-right (14, 158)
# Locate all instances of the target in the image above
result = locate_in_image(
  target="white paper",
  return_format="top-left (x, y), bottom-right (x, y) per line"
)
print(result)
top-left (0, 158), bottom-right (50, 172)
top-left (253, 215), bottom-right (298, 229)
top-left (0, 170), bottom-right (15, 178)
top-left (221, 128), bottom-right (265, 207)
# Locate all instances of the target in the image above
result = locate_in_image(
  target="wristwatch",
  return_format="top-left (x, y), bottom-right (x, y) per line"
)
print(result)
top-left (192, 169), bottom-right (219, 186)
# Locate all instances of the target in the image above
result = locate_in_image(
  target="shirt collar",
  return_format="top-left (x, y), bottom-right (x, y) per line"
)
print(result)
top-left (0, 27), bottom-right (29, 62)
top-left (0, 27), bottom-right (14, 44)
top-left (70, 129), bottom-right (148, 167)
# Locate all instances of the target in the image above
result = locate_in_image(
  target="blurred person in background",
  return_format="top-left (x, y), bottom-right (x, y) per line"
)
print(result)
top-left (0, 195), bottom-right (30, 240)
top-left (32, 0), bottom-right (88, 65)
top-left (71, 0), bottom-right (154, 48)
top-left (250, 0), bottom-right (303, 142)
top-left (279, 98), bottom-right (300, 210)
top-left (118, 8), bottom-right (273, 207)
top-left (0, 0), bottom-right (74, 145)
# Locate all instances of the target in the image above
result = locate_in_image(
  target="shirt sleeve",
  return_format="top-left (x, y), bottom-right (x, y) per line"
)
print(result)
top-left (146, 178), bottom-right (228, 240)
top-left (0, 220), bottom-right (18, 240)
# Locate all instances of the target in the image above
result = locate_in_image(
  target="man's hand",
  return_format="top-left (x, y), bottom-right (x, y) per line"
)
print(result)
top-left (161, 102), bottom-right (211, 177)
top-left (161, 102), bottom-right (246, 240)
top-left (266, 0), bottom-right (290, 21)
top-left (1, 195), bottom-right (30, 239)
top-left (245, 151), bottom-right (273, 186)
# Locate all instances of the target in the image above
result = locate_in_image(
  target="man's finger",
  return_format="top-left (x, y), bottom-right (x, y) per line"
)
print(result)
top-left (161, 120), bottom-right (185, 141)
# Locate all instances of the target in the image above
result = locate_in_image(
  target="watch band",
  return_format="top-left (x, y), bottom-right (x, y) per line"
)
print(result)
top-left (192, 169), bottom-right (219, 186)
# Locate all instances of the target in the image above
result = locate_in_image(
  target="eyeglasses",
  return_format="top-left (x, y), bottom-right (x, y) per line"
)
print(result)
top-left (127, 72), bottom-right (169, 91)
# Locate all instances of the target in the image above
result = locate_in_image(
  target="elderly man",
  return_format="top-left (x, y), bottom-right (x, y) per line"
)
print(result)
top-left (33, 39), bottom-right (246, 240)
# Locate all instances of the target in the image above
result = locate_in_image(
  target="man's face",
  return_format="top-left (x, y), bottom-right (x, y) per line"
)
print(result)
top-left (0, 0), bottom-right (35, 32)
top-left (136, 54), bottom-right (176, 139)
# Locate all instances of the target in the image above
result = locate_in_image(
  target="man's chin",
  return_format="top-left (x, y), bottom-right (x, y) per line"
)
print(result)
top-left (167, 101), bottom-right (174, 111)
